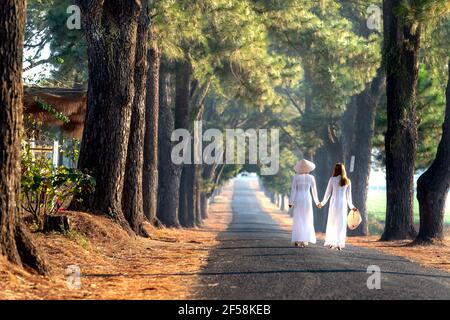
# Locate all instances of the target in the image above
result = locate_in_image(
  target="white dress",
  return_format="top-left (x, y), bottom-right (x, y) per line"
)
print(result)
top-left (288, 174), bottom-right (319, 244)
top-left (321, 176), bottom-right (355, 248)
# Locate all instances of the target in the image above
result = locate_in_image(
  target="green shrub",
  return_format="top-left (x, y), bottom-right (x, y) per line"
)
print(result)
top-left (20, 144), bottom-right (95, 229)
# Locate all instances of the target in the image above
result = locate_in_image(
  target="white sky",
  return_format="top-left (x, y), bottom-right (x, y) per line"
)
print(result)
top-left (23, 44), bottom-right (52, 83)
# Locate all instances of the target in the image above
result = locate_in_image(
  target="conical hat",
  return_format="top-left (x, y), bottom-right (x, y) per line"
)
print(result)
top-left (347, 209), bottom-right (362, 230)
top-left (294, 159), bottom-right (316, 173)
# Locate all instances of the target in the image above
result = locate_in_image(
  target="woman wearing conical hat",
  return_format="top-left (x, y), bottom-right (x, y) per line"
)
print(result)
top-left (288, 159), bottom-right (320, 248)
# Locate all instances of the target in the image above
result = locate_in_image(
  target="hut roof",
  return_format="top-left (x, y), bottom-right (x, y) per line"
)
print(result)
top-left (23, 86), bottom-right (87, 139)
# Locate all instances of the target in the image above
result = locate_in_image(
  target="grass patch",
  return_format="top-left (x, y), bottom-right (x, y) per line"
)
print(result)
top-left (63, 229), bottom-right (91, 250)
top-left (367, 189), bottom-right (450, 227)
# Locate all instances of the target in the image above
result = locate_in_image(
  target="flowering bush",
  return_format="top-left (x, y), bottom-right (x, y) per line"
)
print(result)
top-left (20, 144), bottom-right (95, 229)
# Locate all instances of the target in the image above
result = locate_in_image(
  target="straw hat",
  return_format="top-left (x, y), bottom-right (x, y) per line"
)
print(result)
top-left (347, 209), bottom-right (362, 230)
top-left (294, 159), bottom-right (316, 173)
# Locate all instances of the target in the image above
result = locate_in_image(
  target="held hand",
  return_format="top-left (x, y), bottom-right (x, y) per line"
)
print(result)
top-left (317, 203), bottom-right (322, 209)
top-left (352, 207), bottom-right (358, 212)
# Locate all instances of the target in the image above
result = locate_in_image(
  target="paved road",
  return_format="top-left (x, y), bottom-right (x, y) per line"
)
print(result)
top-left (196, 177), bottom-right (450, 300)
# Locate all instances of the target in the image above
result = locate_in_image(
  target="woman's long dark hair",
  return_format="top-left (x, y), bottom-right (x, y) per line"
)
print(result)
top-left (332, 163), bottom-right (350, 187)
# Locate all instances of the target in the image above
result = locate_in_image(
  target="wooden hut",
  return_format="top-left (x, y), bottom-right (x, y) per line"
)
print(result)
top-left (23, 86), bottom-right (87, 168)
top-left (23, 86), bottom-right (87, 139)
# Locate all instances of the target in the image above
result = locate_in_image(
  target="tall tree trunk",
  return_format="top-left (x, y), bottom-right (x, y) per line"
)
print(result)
top-left (175, 62), bottom-right (193, 227)
top-left (381, 0), bottom-right (420, 240)
top-left (143, 44), bottom-right (161, 225)
top-left (200, 164), bottom-right (217, 220)
top-left (303, 68), bottom-right (325, 226)
top-left (323, 124), bottom-right (344, 165)
top-left (214, 163), bottom-right (225, 186)
top-left (194, 163), bottom-right (203, 226)
top-left (0, 0), bottom-right (49, 275)
top-left (73, 1), bottom-right (142, 232)
top-left (280, 194), bottom-right (286, 211)
top-left (157, 62), bottom-right (181, 227)
top-left (179, 79), bottom-right (211, 227)
top-left (175, 62), bottom-right (192, 131)
top-left (178, 168), bottom-right (189, 226)
top-left (348, 69), bottom-right (385, 236)
top-left (183, 162), bottom-right (197, 227)
top-left (304, 69), bottom-right (313, 113)
top-left (415, 60), bottom-right (450, 243)
top-left (123, 1), bottom-right (150, 237)
top-left (200, 192), bottom-right (208, 219)
top-left (182, 138), bottom-right (202, 228)
top-left (193, 106), bottom-right (205, 227)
